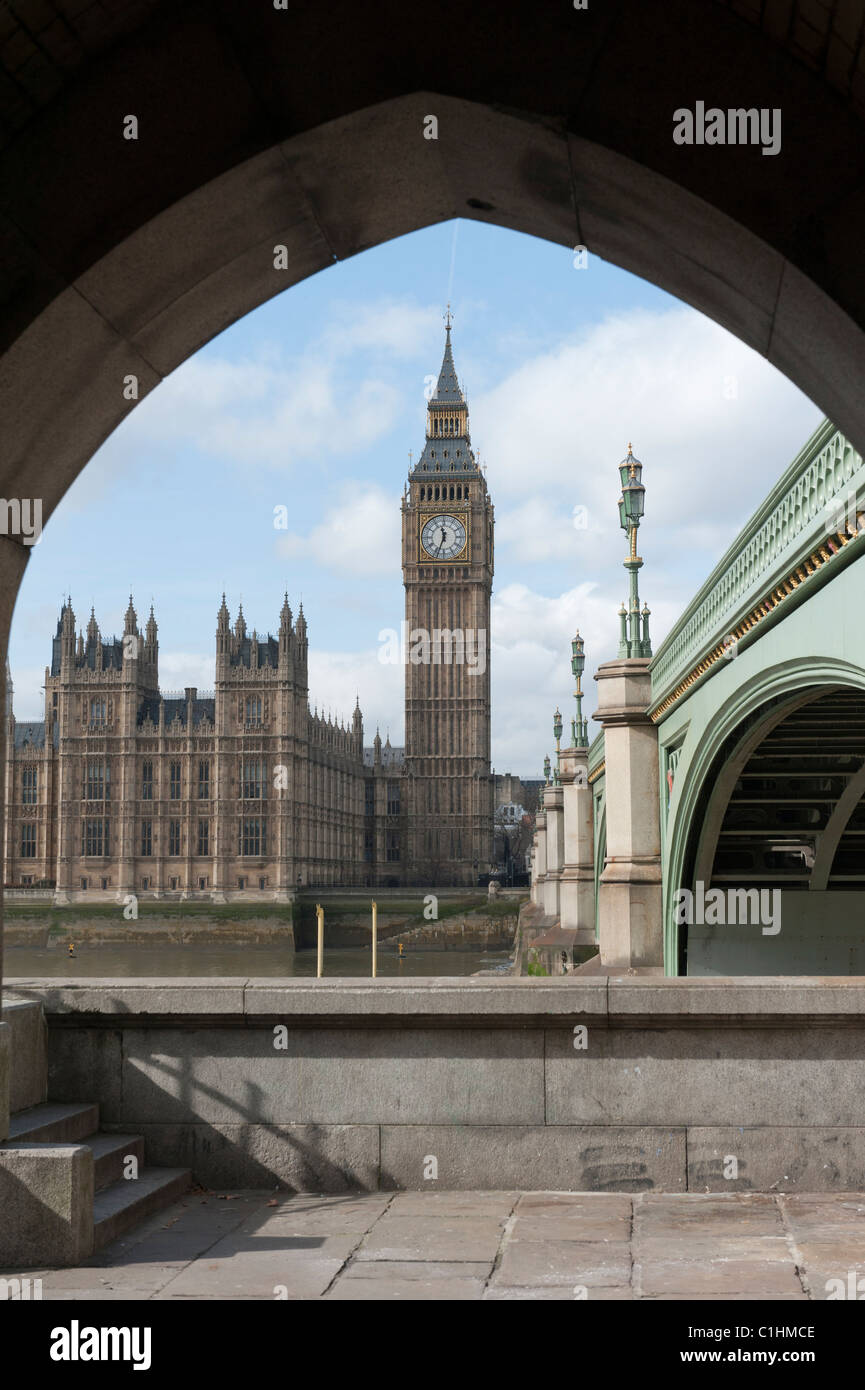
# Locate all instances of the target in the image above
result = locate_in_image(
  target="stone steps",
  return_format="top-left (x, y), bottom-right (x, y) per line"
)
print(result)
top-left (1, 1093), bottom-right (191, 1264)
top-left (94, 1168), bottom-right (191, 1250)
top-left (8, 1101), bottom-right (99, 1144)
top-left (83, 1132), bottom-right (146, 1192)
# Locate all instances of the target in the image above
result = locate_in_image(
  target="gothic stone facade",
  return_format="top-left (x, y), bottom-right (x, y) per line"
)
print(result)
top-left (3, 596), bottom-right (413, 898)
top-left (3, 328), bottom-right (494, 898)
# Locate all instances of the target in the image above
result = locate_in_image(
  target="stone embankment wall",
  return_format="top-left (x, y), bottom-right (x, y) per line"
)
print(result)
top-left (5, 915), bottom-right (295, 948)
top-left (383, 913), bottom-right (517, 952)
top-left (8, 977), bottom-right (865, 1194)
top-left (293, 895), bottom-right (524, 949)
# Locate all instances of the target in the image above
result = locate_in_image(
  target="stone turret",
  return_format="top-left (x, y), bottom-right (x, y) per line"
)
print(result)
top-left (145, 605), bottom-right (158, 668)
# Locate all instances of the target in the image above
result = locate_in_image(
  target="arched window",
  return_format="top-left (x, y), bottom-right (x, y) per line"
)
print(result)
top-left (457, 485), bottom-right (462, 499)
top-left (465, 486), bottom-right (470, 500)
top-left (434, 485), bottom-right (439, 500)
top-left (449, 485), bottom-right (454, 499)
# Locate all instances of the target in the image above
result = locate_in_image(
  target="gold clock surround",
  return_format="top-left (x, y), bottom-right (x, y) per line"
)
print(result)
top-left (418, 509), bottom-right (469, 562)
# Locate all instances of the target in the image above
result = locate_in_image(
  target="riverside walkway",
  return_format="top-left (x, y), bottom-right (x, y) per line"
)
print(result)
top-left (9, 1189), bottom-right (863, 1300)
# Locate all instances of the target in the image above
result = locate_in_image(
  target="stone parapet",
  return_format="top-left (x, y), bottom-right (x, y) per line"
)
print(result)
top-left (6, 978), bottom-right (865, 1193)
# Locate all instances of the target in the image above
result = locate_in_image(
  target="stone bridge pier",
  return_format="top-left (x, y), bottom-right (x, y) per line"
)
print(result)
top-left (594, 659), bottom-right (663, 970)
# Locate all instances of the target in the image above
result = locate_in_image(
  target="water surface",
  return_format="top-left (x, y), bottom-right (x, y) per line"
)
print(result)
top-left (4, 941), bottom-right (513, 979)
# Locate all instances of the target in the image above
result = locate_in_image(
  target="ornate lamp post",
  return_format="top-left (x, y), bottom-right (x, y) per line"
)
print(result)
top-left (570, 631), bottom-right (588, 747)
top-left (543, 754), bottom-right (551, 786)
top-left (553, 707), bottom-right (563, 782)
top-left (616, 443), bottom-right (652, 658)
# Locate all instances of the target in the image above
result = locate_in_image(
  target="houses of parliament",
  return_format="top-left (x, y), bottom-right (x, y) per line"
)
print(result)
top-left (2, 324), bottom-right (496, 898)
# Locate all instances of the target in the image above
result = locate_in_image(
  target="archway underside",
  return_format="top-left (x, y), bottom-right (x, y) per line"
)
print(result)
top-left (684, 689), bottom-right (865, 975)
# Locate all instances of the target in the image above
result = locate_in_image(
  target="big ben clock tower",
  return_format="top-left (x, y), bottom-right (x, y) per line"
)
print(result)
top-left (402, 313), bottom-right (494, 885)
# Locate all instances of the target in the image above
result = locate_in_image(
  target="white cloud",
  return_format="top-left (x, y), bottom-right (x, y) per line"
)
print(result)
top-left (62, 297), bottom-right (447, 511)
top-left (496, 497), bottom-right (613, 564)
top-left (318, 299), bottom-right (442, 359)
top-left (488, 580), bottom-right (683, 774)
top-left (133, 357), bottom-right (402, 472)
top-left (308, 645), bottom-right (404, 744)
top-left (277, 484), bottom-right (401, 574)
top-left (473, 308), bottom-right (822, 549)
top-left (157, 652), bottom-right (217, 694)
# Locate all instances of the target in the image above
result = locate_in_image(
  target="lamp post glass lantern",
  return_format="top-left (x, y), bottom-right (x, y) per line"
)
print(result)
top-left (570, 630), bottom-right (588, 747)
top-left (616, 443), bottom-right (651, 659)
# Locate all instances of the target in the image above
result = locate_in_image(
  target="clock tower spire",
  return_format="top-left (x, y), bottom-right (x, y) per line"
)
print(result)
top-left (402, 318), bottom-right (494, 886)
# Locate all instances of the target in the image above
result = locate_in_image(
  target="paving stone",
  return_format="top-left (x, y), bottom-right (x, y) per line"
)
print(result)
top-left (41, 1289), bottom-right (162, 1301)
top-left (484, 1285), bottom-right (634, 1300)
top-left (635, 1235), bottom-right (792, 1262)
top-left (513, 1214), bottom-right (632, 1242)
top-left (260, 1194), bottom-right (393, 1234)
top-left (638, 1258), bottom-right (804, 1298)
top-left (636, 1194), bottom-right (783, 1235)
top-left (326, 1275), bottom-right (485, 1299)
top-left (514, 1193), bottom-right (633, 1218)
top-left (387, 1191), bottom-right (517, 1219)
top-left (786, 1236), bottom-right (865, 1267)
top-left (34, 1262), bottom-right (181, 1293)
top-left (494, 1239), bottom-right (631, 1287)
top-left (781, 1194), bottom-right (865, 1240)
top-left (326, 1260), bottom-right (489, 1300)
top-left (645, 1291), bottom-right (808, 1300)
top-left (152, 1234), bottom-right (357, 1298)
top-left (794, 1238), bottom-right (865, 1297)
top-left (19, 1188), bottom-right (865, 1301)
top-left (356, 1215), bottom-right (504, 1262)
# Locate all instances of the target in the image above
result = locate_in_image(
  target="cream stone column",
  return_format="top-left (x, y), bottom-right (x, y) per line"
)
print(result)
top-left (542, 783), bottom-right (564, 918)
top-left (532, 809), bottom-right (547, 905)
top-left (558, 747), bottom-right (595, 940)
top-left (593, 658), bottom-right (662, 967)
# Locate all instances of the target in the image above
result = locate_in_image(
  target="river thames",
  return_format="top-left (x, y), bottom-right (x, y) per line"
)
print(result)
top-left (4, 941), bottom-right (513, 978)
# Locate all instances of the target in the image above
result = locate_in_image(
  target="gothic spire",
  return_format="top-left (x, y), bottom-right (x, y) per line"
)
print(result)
top-left (413, 316), bottom-right (477, 474)
top-left (124, 594), bottom-right (137, 635)
top-left (431, 311), bottom-right (466, 405)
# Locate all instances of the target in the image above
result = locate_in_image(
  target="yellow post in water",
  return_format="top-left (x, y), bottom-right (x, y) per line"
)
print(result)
top-left (371, 900), bottom-right (377, 978)
top-left (316, 903), bottom-right (324, 978)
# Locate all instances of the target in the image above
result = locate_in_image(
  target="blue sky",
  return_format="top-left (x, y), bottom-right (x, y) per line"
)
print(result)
top-left (10, 219), bottom-right (822, 774)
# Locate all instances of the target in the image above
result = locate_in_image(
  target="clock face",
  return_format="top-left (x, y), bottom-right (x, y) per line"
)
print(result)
top-left (421, 513), bottom-right (467, 560)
